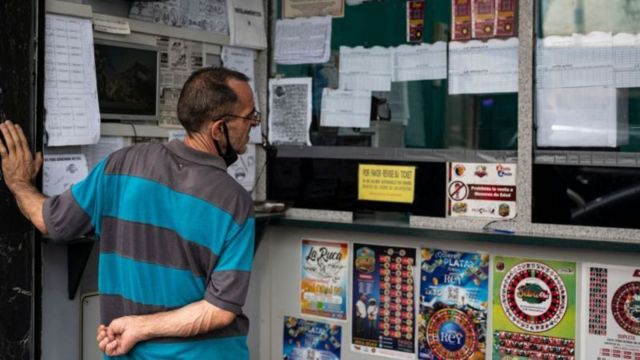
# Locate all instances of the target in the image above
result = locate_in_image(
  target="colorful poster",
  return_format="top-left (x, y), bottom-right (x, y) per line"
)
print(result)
top-left (581, 263), bottom-right (640, 360)
top-left (301, 239), bottom-right (349, 320)
top-left (496, 0), bottom-right (517, 37)
top-left (452, 0), bottom-right (472, 41)
top-left (492, 256), bottom-right (576, 360)
top-left (472, 0), bottom-right (496, 39)
top-left (352, 244), bottom-right (417, 359)
top-left (284, 316), bottom-right (342, 360)
top-left (446, 162), bottom-right (517, 219)
top-left (418, 248), bottom-right (489, 359)
top-left (406, 1), bottom-right (425, 43)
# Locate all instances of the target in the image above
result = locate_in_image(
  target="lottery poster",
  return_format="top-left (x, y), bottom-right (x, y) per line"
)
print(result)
top-left (418, 248), bottom-right (489, 359)
top-left (283, 316), bottom-right (342, 360)
top-left (472, 0), bottom-right (496, 39)
top-left (352, 244), bottom-right (417, 359)
top-left (492, 256), bottom-right (576, 360)
top-left (581, 263), bottom-right (640, 360)
top-left (452, 0), bottom-right (472, 41)
top-left (301, 239), bottom-right (349, 320)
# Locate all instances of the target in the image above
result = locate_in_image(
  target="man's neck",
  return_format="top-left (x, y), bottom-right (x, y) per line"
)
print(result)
top-left (183, 132), bottom-right (218, 156)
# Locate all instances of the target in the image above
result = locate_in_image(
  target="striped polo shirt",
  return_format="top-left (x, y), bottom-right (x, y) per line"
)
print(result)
top-left (43, 140), bottom-right (255, 360)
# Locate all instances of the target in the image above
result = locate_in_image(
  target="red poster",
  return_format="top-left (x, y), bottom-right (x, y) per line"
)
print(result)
top-left (452, 0), bottom-right (472, 41)
top-left (496, 0), bottom-right (517, 37)
top-left (472, 0), bottom-right (496, 39)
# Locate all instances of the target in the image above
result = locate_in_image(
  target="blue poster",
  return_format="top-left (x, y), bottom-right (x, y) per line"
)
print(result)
top-left (283, 316), bottom-right (341, 360)
top-left (352, 244), bottom-right (416, 359)
top-left (418, 248), bottom-right (489, 359)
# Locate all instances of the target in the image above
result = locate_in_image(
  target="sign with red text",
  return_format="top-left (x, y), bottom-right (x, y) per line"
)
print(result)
top-left (446, 162), bottom-right (517, 219)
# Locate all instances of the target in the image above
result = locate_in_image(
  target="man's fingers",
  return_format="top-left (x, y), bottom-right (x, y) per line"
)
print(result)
top-left (5, 122), bottom-right (26, 160)
top-left (33, 152), bottom-right (43, 178)
top-left (0, 138), bottom-right (7, 158)
top-left (0, 122), bottom-right (16, 154)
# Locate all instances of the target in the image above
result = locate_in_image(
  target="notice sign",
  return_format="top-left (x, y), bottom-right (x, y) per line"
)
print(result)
top-left (358, 164), bottom-right (416, 204)
top-left (446, 162), bottom-right (516, 219)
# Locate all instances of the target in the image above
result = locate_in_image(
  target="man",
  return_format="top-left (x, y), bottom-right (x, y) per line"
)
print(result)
top-left (0, 67), bottom-right (259, 359)
top-left (354, 293), bottom-right (367, 337)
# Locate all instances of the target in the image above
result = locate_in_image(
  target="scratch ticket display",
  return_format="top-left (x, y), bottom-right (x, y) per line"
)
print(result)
top-left (472, 0), bottom-right (496, 39)
top-left (300, 239), bottom-right (349, 320)
top-left (492, 256), bottom-right (576, 360)
top-left (452, 0), bottom-right (472, 41)
top-left (418, 248), bottom-right (489, 359)
top-left (581, 263), bottom-right (640, 360)
top-left (406, 1), bottom-right (425, 43)
top-left (352, 244), bottom-right (416, 359)
top-left (283, 316), bottom-right (342, 360)
top-left (496, 0), bottom-right (517, 37)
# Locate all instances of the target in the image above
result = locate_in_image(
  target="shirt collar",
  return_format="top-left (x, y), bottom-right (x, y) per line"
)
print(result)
top-left (165, 139), bottom-right (227, 170)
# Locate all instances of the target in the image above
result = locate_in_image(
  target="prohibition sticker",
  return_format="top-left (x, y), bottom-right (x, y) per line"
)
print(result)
top-left (611, 281), bottom-right (640, 335)
top-left (426, 308), bottom-right (478, 359)
top-left (448, 181), bottom-right (468, 201)
top-left (500, 262), bottom-right (568, 332)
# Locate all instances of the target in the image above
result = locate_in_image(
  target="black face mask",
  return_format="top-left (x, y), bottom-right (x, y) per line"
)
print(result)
top-left (213, 122), bottom-right (238, 167)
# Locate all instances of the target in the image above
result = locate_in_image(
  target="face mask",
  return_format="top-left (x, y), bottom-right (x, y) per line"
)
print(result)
top-left (213, 122), bottom-right (238, 167)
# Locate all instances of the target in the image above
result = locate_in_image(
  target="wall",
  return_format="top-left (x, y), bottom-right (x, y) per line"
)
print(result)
top-left (257, 223), bottom-right (640, 360)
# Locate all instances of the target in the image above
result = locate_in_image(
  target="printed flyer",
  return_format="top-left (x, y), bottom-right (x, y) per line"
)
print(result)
top-left (301, 239), bottom-right (349, 320)
top-left (418, 248), bottom-right (489, 359)
top-left (492, 256), bottom-right (576, 360)
top-left (446, 162), bottom-right (517, 219)
top-left (581, 263), bottom-right (640, 360)
top-left (352, 244), bottom-right (416, 359)
top-left (283, 316), bottom-right (342, 360)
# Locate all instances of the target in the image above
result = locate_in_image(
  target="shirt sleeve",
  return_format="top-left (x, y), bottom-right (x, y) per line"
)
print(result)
top-left (43, 159), bottom-right (107, 242)
top-left (204, 216), bottom-right (255, 314)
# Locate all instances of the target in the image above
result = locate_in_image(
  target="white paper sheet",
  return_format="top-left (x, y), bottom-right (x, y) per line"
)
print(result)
top-left (81, 136), bottom-right (130, 171)
top-left (320, 88), bottom-right (371, 128)
top-left (448, 37), bottom-right (519, 94)
top-left (391, 42), bottom-right (447, 82)
top-left (227, 0), bottom-right (267, 49)
top-left (274, 16), bottom-right (332, 65)
top-left (167, 129), bottom-right (187, 141)
top-left (339, 46), bottom-right (392, 91)
top-left (227, 143), bottom-right (256, 192)
top-left (536, 86), bottom-right (628, 147)
top-left (44, 14), bottom-right (101, 146)
top-left (92, 14), bottom-right (131, 34)
top-left (613, 33), bottom-right (640, 88)
top-left (221, 46), bottom-right (262, 143)
top-left (536, 32), bottom-right (614, 89)
top-left (43, 154), bottom-right (89, 196)
top-left (268, 77), bottom-right (312, 145)
top-left (129, 0), bottom-right (229, 34)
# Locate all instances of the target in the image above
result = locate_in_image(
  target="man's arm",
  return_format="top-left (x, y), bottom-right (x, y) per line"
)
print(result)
top-left (0, 121), bottom-right (47, 234)
top-left (98, 299), bottom-right (236, 356)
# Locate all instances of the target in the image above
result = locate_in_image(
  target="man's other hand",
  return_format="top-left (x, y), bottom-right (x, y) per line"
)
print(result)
top-left (0, 120), bottom-right (43, 192)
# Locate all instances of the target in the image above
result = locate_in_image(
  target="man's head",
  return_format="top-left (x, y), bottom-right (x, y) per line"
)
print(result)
top-left (177, 67), bottom-right (259, 162)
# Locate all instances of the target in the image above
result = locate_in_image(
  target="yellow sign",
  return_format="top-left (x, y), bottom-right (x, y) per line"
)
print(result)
top-left (358, 164), bottom-right (416, 203)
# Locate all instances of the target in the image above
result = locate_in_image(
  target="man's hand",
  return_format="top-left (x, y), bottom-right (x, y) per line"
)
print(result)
top-left (0, 120), bottom-right (43, 192)
top-left (96, 316), bottom-right (149, 356)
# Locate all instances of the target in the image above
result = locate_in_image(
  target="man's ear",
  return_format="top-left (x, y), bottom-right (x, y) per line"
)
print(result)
top-left (210, 119), bottom-right (226, 141)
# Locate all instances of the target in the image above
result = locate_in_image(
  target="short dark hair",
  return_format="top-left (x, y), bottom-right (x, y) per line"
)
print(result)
top-left (177, 67), bottom-right (250, 133)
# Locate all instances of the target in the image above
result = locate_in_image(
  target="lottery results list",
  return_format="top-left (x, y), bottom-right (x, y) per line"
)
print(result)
top-left (418, 248), bottom-right (489, 360)
top-left (352, 244), bottom-right (416, 359)
top-left (492, 256), bottom-right (576, 360)
top-left (581, 263), bottom-right (640, 360)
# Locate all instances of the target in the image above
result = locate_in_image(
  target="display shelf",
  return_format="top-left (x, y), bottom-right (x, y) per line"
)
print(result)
top-left (535, 150), bottom-right (640, 168)
top-left (276, 145), bottom-right (517, 163)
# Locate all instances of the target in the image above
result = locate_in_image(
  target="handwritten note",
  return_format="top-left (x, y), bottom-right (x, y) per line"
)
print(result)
top-left (268, 77), bottom-right (312, 145)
